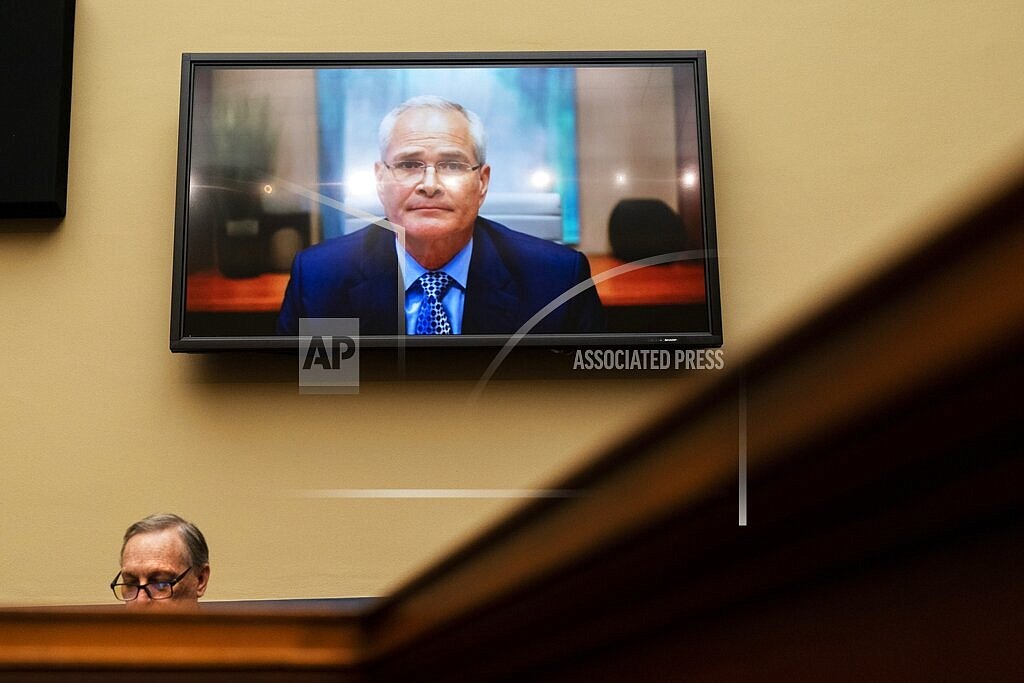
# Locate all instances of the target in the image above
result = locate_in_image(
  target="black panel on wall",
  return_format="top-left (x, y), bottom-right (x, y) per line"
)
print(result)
top-left (0, 0), bottom-right (75, 218)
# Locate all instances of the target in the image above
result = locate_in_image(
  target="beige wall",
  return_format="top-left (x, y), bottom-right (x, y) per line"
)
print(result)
top-left (2, 0), bottom-right (1023, 606)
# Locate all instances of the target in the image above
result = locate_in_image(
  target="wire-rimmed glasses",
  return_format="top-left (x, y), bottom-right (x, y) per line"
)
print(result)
top-left (383, 160), bottom-right (482, 183)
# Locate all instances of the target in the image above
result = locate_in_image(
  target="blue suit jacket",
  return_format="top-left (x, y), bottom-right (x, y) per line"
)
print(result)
top-left (276, 218), bottom-right (605, 336)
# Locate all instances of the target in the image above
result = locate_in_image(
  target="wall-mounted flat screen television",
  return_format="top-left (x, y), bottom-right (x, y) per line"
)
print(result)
top-left (0, 0), bottom-right (75, 218)
top-left (170, 51), bottom-right (721, 351)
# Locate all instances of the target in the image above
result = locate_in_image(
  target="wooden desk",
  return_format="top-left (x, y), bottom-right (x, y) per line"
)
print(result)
top-left (185, 256), bottom-right (706, 313)
top-left (588, 255), bottom-right (705, 306)
top-left (186, 270), bottom-right (289, 313)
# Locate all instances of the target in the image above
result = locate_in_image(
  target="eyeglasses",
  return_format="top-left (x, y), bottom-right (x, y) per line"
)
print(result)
top-left (383, 160), bottom-right (482, 183)
top-left (110, 567), bottom-right (191, 602)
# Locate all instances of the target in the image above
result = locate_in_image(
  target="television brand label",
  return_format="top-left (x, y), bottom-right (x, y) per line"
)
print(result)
top-left (299, 318), bottom-right (360, 394)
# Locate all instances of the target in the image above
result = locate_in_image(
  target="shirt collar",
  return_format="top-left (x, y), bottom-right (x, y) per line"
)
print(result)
top-left (395, 236), bottom-right (474, 292)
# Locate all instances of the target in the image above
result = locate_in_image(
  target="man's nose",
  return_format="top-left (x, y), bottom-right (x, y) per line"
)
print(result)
top-left (125, 592), bottom-right (152, 610)
top-left (417, 166), bottom-right (442, 195)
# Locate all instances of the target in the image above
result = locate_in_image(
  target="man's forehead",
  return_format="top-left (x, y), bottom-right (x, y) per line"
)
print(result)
top-left (390, 144), bottom-right (473, 159)
top-left (121, 529), bottom-right (188, 568)
top-left (388, 109), bottom-right (474, 155)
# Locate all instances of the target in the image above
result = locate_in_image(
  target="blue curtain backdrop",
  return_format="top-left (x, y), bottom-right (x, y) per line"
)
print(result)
top-left (314, 67), bottom-right (579, 243)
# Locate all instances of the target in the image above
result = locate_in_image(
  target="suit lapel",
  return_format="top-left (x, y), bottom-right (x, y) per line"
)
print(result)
top-left (463, 221), bottom-right (519, 334)
top-left (349, 227), bottom-right (403, 334)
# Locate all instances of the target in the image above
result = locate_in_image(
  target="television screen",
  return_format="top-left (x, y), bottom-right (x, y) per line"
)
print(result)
top-left (170, 51), bottom-right (721, 351)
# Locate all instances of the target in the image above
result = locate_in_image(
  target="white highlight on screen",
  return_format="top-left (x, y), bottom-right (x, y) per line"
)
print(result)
top-left (680, 170), bottom-right (698, 188)
top-left (614, 171), bottom-right (629, 186)
top-left (529, 168), bottom-right (555, 190)
top-left (345, 170), bottom-right (377, 196)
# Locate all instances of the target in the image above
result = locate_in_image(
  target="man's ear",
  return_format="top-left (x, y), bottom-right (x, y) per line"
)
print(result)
top-left (195, 564), bottom-right (211, 598)
top-left (477, 163), bottom-right (491, 204)
top-left (374, 160), bottom-right (387, 196)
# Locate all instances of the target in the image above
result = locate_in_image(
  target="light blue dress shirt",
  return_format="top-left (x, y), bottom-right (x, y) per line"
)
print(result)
top-left (395, 237), bottom-right (473, 334)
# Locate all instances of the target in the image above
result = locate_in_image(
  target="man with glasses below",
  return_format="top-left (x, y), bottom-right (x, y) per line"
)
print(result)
top-left (110, 513), bottom-right (210, 611)
top-left (276, 96), bottom-right (605, 336)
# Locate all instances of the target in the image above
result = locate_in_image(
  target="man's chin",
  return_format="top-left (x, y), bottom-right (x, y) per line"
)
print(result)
top-left (400, 221), bottom-right (464, 242)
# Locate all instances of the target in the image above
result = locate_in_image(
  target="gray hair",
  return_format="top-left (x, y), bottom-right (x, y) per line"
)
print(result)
top-left (121, 513), bottom-right (209, 568)
top-left (378, 95), bottom-right (487, 164)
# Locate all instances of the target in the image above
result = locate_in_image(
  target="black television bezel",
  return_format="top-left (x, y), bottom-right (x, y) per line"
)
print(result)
top-left (169, 50), bottom-right (722, 352)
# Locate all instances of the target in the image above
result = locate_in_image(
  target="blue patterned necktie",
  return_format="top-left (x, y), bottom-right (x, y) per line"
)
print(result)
top-left (415, 271), bottom-right (453, 335)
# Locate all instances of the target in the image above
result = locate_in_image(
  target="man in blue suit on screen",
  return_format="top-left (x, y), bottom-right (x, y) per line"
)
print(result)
top-left (276, 96), bottom-right (604, 337)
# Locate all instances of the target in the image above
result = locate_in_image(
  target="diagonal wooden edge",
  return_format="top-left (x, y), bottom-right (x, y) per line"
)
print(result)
top-left (359, 163), bottom-right (1024, 659)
